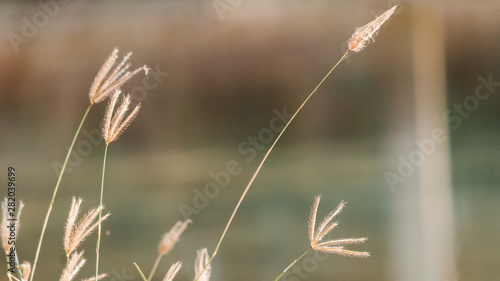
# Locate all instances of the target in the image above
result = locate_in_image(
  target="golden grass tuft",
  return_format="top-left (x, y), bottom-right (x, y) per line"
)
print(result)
top-left (89, 48), bottom-right (150, 105)
top-left (308, 195), bottom-right (369, 258)
top-left (18, 261), bottom-right (31, 281)
top-left (102, 90), bottom-right (141, 145)
top-left (158, 220), bottom-right (192, 255)
top-left (59, 251), bottom-right (86, 281)
top-left (348, 5), bottom-right (397, 53)
top-left (163, 261), bottom-right (182, 281)
top-left (147, 219), bottom-right (191, 281)
top-left (194, 248), bottom-right (211, 281)
top-left (64, 197), bottom-right (110, 258)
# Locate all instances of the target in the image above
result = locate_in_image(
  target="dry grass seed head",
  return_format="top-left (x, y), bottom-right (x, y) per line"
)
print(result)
top-left (64, 197), bottom-right (110, 257)
top-left (89, 48), bottom-right (150, 105)
top-left (348, 5), bottom-right (397, 52)
top-left (1, 198), bottom-right (24, 254)
top-left (102, 90), bottom-right (141, 145)
top-left (59, 251), bottom-right (86, 281)
top-left (158, 219), bottom-right (192, 255)
top-left (19, 261), bottom-right (31, 281)
top-left (194, 248), bottom-right (211, 281)
top-left (163, 261), bottom-right (182, 281)
top-left (308, 195), bottom-right (369, 258)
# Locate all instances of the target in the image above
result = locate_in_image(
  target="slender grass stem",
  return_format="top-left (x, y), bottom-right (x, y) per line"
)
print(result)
top-left (134, 262), bottom-right (148, 281)
top-left (95, 145), bottom-right (108, 281)
top-left (273, 248), bottom-right (311, 281)
top-left (147, 254), bottom-right (163, 281)
top-left (30, 104), bottom-right (92, 281)
top-left (195, 50), bottom-right (351, 281)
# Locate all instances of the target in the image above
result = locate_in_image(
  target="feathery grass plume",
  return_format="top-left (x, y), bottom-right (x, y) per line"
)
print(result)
top-left (89, 48), bottom-right (150, 105)
top-left (348, 5), bottom-right (397, 53)
top-left (194, 248), bottom-right (211, 281)
top-left (163, 262), bottom-right (182, 281)
top-left (60, 251), bottom-right (86, 281)
top-left (59, 251), bottom-right (106, 281)
top-left (1, 198), bottom-right (24, 254)
top-left (159, 220), bottom-right (192, 255)
top-left (273, 195), bottom-right (368, 281)
top-left (147, 220), bottom-right (191, 281)
top-left (195, 8), bottom-right (397, 280)
top-left (64, 197), bottom-right (110, 258)
top-left (18, 262), bottom-right (31, 281)
top-left (309, 195), bottom-right (369, 257)
top-left (102, 90), bottom-right (141, 145)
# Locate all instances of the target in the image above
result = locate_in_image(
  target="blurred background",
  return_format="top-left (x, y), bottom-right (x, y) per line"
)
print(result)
top-left (1, 0), bottom-right (499, 280)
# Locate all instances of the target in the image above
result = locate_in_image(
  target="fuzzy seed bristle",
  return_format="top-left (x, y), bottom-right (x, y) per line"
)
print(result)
top-left (102, 90), bottom-right (142, 145)
top-left (194, 248), bottom-right (211, 281)
top-left (163, 261), bottom-right (182, 281)
top-left (64, 197), bottom-right (110, 258)
top-left (308, 195), bottom-right (369, 258)
top-left (89, 48), bottom-right (149, 105)
top-left (347, 5), bottom-right (397, 53)
top-left (158, 219), bottom-right (191, 255)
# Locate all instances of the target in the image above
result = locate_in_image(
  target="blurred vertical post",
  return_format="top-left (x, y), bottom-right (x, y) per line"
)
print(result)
top-left (412, 3), bottom-right (456, 281)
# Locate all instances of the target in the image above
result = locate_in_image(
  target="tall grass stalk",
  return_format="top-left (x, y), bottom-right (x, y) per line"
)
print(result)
top-left (146, 254), bottom-right (163, 281)
top-left (30, 104), bottom-right (92, 281)
top-left (96, 90), bottom-right (142, 280)
top-left (195, 6), bottom-right (397, 279)
top-left (95, 145), bottom-right (108, 281)
top-left (195, 50), bottom-right (351, 281)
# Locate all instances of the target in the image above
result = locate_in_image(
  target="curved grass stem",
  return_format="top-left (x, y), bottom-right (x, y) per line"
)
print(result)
top-left (146, 253), bottom-right (163, 281)
top-left (273, 248), bottom-right (311, 281)
top-left (194, 50), bottom-right (351, 281)
top-left (30, 104), bottom-right (92, 281)
top-left (134, 262), bottom-right (148, 281)
top-left (95, 145), bottom-right (109, 281)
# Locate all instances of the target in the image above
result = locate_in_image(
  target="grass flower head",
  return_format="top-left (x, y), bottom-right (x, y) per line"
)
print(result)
top-left (309, 195), bottom-right (369, 258)
top-left (163, 261), bottom-right (182, 281)
top-left (18, 261), bottom-right (31, 281)
top-left (59, 251), bottom-right (86, 281)
top-left (64, 197), bottom-right (110, 258)
top-left (194, 248), bottom-right (211, 281)
top-left (158, 219), bottom-right (191, 255)
top-left (348, 5), bottom-right (397, 52)
top-left (89, 48), bottom-right (150, 105)
top-left (102, 90), bottom-right (141, 145)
